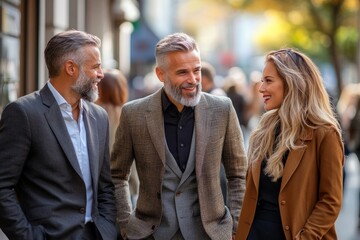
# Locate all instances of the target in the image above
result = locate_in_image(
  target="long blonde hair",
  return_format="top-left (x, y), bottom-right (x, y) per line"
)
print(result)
top-left (249, 48), bottom-right (342, 181)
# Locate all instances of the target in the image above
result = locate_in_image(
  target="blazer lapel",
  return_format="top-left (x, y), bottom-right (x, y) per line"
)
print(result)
top-left (146, 90), bottom-right (166, 165)
top-left (194, 94), bottom-right (212, 174)
top-left (41, 85), bottom-right (83, 179)
top-left (251, 160), bottom-right (262, 192)
top-left (280, 128), bottom-right (313, 192)
top-left (82, 102), bottom-right (99, 186)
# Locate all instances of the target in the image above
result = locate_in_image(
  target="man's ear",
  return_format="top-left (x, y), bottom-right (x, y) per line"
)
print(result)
top-left (155, 67), bottom-right (165, 83)
top-left (64, 60), bottom-right (78, 76)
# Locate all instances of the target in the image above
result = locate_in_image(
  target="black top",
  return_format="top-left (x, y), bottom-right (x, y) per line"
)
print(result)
top-left (162, 89), bottom-right (194, 172)
top-left (248, 126), bottom-right (288, 240)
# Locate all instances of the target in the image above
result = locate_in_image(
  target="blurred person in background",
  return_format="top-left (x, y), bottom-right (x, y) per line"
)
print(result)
top-left (337, 83), bottom-right (360, 226)
top-left (96, 69), bottom-right (139, 209)
top-left (0, 30), bottom-right (117, 240)
top-left (236, 48), bottom-right (344, 240)
top-left (111, 32), bottom-right (247, 240)
top-left (201, 61), bottom-right (226, 96)
top-left (223, 67), bottom-right (250, 150)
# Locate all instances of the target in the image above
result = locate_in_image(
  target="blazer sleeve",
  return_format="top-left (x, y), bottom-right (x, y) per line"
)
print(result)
top-left (298, 128), bottom-right (344, 239)
top-left (222, 99), bottom-right (248, 233)
top-left (0, 102), bottom-right (42, 239)
top-left (110, 105), bottom-right (134, 238)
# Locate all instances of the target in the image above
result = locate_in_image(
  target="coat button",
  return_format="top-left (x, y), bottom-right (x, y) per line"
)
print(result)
top-left (285, 226), bottom-right (290, 231)
top-left (281, 200), bottom-right (286, 205)
top-left (176, 191), bottom-right (181, 196)
top-left (79, 208), bottom-right (85, 214)
top-left (151, 225), bottom-right (156, 230)
top-left (157, 192), bottom-right (161, 199)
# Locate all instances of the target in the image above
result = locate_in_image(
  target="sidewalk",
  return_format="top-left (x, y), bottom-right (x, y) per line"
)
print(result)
top-left (336, 153), bottom-right (360, 240)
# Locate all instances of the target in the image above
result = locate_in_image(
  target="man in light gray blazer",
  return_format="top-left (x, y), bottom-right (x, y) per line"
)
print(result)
top-left (111, 32), bottom-right (247, 240)
top-left (0, 30), bottom-right (117, 240)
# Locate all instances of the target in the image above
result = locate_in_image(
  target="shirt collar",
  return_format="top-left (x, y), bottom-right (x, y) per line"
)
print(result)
top-left (47, 81), bottom-right (84, 111)
top-left (161, 88), bottom-right (194, 113)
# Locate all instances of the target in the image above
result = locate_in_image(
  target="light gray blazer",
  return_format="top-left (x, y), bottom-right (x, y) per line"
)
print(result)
top-left (111, 88), bottom-right (247, 240)
top-left (0, 85), bottom-right (117, 240)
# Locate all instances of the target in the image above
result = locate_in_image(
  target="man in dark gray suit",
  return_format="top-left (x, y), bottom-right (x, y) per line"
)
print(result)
top-left (111, 32), bottom-right (247, 240)
top-left (0, 30), bottom-right (117, 240)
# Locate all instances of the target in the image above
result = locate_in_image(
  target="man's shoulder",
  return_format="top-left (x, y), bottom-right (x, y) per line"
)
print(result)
top-left (123, 90), bottom-right (161, 110)
top-left (201, 92), bottom-right (232, 107)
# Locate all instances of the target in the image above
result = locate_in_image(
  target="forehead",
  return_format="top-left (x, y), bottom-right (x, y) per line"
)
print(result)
top-left (82, 45), bottom-right (101, 63)
top-left (166, 50), bottom-right (201, 67)
top-left (263, 61), bottom-right (279, 76)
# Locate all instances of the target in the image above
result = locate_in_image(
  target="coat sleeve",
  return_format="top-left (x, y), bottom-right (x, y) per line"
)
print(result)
top-left (222, 99), bottom-right (248, 233)
top-left (298, 128), bottom-right (344, 239)
top-left (110, 105), bottom-right (134, 238)
top-left (0, 102), bottom-right (43, 240)
top-left (95, 109), bottom-right (118, 239)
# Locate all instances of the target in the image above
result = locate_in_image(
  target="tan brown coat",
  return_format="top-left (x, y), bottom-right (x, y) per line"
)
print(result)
top-left (236, 126), bottom-right (344, 240)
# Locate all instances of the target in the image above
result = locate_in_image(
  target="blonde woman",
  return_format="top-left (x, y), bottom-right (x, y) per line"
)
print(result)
top-left (236, 49), bottom-right (344, 240)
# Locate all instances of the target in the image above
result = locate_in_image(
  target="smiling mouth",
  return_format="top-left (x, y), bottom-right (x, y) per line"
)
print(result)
top-left (263, 95), bottom-right (270, 102)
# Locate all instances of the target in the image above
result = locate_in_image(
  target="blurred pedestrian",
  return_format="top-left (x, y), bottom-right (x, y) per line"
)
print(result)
top-left (201, 61), bottom-right (226, 96)
top-left (236, 48), bottom-right (344, 240)
top-left (0, 30), bottom-right (117, 240)
top-left (111, 32), bottom-right (247, 240)
top-left (96, 69), bottom-right (139, 207)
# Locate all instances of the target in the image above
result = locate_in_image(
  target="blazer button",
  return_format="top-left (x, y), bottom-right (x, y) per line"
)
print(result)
top-left (285, 226), bottom-right (290, 231)
top-left (281, 200), bottom-right (286, 205)
top-left (151, 225), bottom-right (156, 230)
top-left (176, 191), bottom-right (181, 196)
top-left (79, 208), bottom-right (85, 214)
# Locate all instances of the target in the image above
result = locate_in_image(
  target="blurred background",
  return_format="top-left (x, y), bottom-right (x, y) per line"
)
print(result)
top-left (0, 0), bottom-right (359, 239)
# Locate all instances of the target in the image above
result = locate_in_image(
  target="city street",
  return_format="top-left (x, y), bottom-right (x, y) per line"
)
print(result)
top-left (1, 154), bottom-right (360, 240)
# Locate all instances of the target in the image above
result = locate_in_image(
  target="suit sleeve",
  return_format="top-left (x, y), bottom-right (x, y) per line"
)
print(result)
top-left (96, 111), bottom-right (118, 238)
top-left (110, 105), bottom-right (134, 238)
top-left (0, 102), bottom-right (42, 239)
top-left (222, 99), bottom-right (248, 233)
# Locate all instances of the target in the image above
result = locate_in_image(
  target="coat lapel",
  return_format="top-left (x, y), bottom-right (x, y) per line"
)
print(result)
top-left (194, 94), bottom-right (212, 174)
top-left (251, 160), bottom-right (262, 192)
top-left (41, 85), bottom-right (83, 179)
top-left (280, 128), bottom-right (313, 192)
top-left (146, 90), bottom-right (166, 165)
top-left (82, 102), bottom-right (99, 186)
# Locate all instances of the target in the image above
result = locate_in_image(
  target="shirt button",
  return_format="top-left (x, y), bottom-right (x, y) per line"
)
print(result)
top-left (281, 200), bottom-right (286, 205)
top-left (179, 126), bottom-right (183, 130)
top-left (79, 208), bottom-right (85, 214)
top-left (285, 226), bottom-right (290, 231)
top-left (180, 143), bottom-right (184, 147)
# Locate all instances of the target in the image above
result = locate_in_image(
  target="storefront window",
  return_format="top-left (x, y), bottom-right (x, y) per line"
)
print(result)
top-left (0, 0), bottom-right (20, 115)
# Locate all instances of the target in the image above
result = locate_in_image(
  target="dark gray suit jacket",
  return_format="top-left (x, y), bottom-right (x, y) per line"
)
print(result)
top-left (0, 85), bottom-right (117, 240)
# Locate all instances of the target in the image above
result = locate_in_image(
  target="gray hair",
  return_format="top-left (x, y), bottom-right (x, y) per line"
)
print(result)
top-left (44, 30), bottom-right (101, 78)
top-left (155, 32), bottom-right (199, 68)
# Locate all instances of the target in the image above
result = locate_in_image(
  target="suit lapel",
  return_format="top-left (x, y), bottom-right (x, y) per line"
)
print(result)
top-left (83, 102), bottom-right (99, 186)
top-left (251, 160), bottom-right (262, 192)
top-left (41, 86), bottom-right (83, 179)
top-left (280, 128), bottom-right (312, 192)
top-left (194, 94), bottom-right (211, 174)
top-left (146, 90), bottom-right (166, 165)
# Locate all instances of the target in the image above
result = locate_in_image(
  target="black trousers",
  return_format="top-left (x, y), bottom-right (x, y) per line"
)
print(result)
top-left (82, 221), bottom-right (102, 240)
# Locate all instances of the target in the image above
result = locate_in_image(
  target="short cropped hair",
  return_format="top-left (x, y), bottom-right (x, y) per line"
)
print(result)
top-left (44, 30), bottom-right (101, 78)
top-left (155, 32), bottom-right (199, 68)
